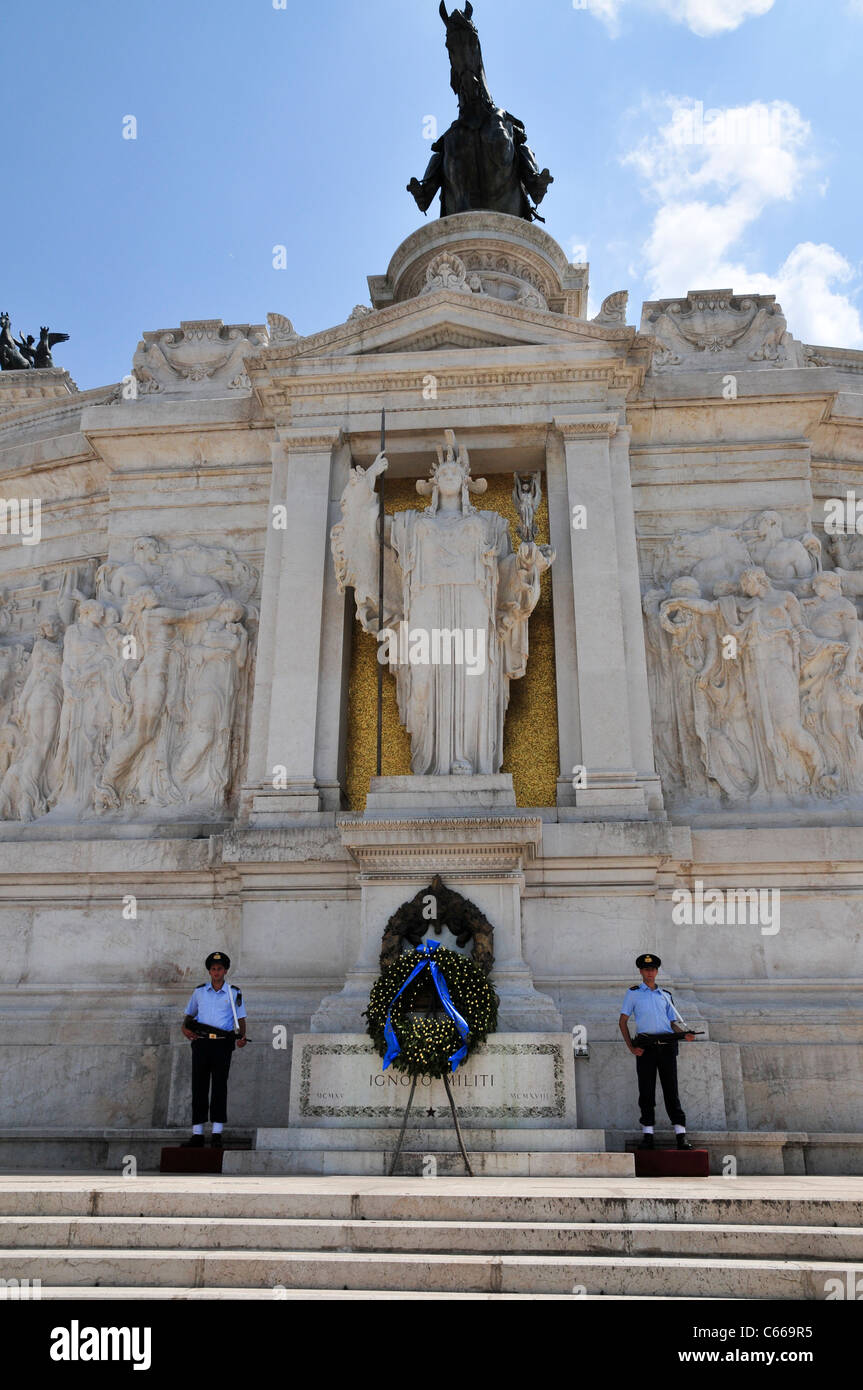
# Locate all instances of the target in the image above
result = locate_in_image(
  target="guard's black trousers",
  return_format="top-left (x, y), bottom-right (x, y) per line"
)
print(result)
top-left (191, 1038), bottom-right (234, 1124)
top-left (636, 1042), bottom-right (686, 1128)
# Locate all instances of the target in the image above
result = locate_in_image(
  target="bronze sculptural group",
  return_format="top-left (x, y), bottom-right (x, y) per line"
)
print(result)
top-left (0, 312), bottom-right (69, 371)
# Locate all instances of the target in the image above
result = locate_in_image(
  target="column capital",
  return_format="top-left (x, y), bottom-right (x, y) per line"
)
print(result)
top-left (275, 425), bottom-right (344, 454)
top-left (553, 413), bottom-right (619, 441)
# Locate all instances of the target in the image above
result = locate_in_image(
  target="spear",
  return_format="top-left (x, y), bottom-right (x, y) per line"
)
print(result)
top-left (376, 407), bottom-right (386, 778)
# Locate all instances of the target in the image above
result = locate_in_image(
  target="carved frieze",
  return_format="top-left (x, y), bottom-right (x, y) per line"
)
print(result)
top-left (644, 510), bottom-right (863, 806)
top-left (0, 539), bottom-right (259, 822)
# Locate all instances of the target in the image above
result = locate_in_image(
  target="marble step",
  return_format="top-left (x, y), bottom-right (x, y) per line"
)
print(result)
top-left (1, 1177), bottom-right (862, 1227)
top-left (3, 1215), bottom-right (863, 1259)
top-left (32, 1286), bottom-right (710, 1300)
top-left (1, 1247), bottom-right (860, 1297)
top-left (253, 1127), bottom-right (608, 1152)
top-left (222, 1149), bottom-right (634, 1177)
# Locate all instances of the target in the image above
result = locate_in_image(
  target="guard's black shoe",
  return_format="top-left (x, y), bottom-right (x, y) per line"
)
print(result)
top-left (638, 1135), bottom-right (655, 1150)
top-left (676, 1135), bottom-right (693, 1150)
top-left (210, 1133), bottom-right (223, 1149)
top-left (181, 1135), bottom-right (204, 1148)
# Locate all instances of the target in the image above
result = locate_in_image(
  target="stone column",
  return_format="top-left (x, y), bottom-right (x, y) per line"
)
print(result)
top-left (546, 426), bottom-right (582, 807)
top-left (245, 426), bottom-right (343, 823)
top-left (609, 424), bottom-right (663, 812)
top-left (554, 414), bottom-right (648, 815)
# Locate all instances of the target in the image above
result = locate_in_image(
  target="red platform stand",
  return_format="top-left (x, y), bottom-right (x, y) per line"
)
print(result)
top-left (160, 1146), bottom-right (224, 1174)
top-left (629, 1146), bottom-right (710, 1177)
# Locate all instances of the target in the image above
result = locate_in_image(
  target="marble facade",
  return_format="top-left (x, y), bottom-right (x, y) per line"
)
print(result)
top-left (0, 214), bottom-right (861, 1171)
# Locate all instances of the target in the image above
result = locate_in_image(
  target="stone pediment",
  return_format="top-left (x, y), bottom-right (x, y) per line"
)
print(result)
top-left (247, 288), bottom-right (637, 369)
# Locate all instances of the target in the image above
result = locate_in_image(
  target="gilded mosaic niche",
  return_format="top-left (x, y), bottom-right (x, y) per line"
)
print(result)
top-left (344, 473), bottom-right (558, 810)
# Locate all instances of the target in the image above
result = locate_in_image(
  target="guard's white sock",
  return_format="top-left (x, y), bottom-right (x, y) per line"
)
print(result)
top-left (212, 1122), bottom-right (224, 1134)
top-left (642, 1125), bottom-right (654, 1134)
top-left (674, 1124), bottom-right (686, 1134)
top-left (192, 1124), bottom-right (203, 1135)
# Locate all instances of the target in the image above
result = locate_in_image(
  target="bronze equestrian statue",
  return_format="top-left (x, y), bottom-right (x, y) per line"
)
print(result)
top-left (407, 2), bottom-right (553, 222)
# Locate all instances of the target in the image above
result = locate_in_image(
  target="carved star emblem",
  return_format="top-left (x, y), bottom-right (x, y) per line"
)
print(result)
top-left (426, 1107), bottom-right (436, 1118)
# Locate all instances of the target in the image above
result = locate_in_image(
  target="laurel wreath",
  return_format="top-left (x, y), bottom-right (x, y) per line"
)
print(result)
top-left (364, 946), bottom-right (499, 1080)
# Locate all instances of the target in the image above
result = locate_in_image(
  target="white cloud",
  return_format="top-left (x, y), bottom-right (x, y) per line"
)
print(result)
top-left (624, 97), bottom-right (863, 347)
top-left (583, 0), bottom-right (776, 38)
top-left (578, 0), bottom-right (625, 38)
top-left (569, 240), bottom-right (589, 263)
top-left (654, 0), bottom-right (776, 36)
top-left (846, 0), bottom-right (863, 14)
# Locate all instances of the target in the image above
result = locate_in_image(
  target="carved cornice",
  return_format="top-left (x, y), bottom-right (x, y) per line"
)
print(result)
top-left (256, 364), bottom-right (645, 416)
top-left (804, 343), bottom-right (863, 374)
top-left (276, 425), bottom-right (344, 454)
top-left (553, 413), bottom-right (619, 441)
top-left (338, 815), bottom-right (543, 875)
top-left (0, 368), bottom-right (79, 415)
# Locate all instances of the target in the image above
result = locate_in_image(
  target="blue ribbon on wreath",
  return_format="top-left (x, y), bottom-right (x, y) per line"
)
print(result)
top-left (382, 941), bottom-right (470, 1073)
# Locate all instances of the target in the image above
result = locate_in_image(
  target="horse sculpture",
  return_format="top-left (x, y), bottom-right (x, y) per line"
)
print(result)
top-left (0, 313), bottom-right (69, 371)
top-left (407, 2), bottom-right (553, 222)
top-left (0, 313), bottom-right (32, 371)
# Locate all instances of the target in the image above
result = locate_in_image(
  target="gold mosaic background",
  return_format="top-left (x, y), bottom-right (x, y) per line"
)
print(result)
top-left (345, 475), bottom-right (559, 810)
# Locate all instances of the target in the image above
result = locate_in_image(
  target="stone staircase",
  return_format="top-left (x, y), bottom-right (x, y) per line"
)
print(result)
top-left (1, 1176), bottom-right (862, 1299)
top-left (223, 1127), bottom-right (634, 1177)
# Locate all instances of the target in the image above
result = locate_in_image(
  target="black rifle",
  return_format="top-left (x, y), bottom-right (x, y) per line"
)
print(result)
top-left (633, 1031), bottom-right (705, 1047)
top-left (187, 1021), bottom-right (250, 1042)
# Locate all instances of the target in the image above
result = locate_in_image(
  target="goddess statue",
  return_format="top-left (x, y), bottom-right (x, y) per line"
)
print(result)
top-left (332, 431), bottom-right (553, 776)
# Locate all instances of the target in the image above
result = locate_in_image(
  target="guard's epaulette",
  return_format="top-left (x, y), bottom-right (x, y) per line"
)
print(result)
top-left (627, 985), bottom-right (639, 990)
top-left (195, 982), bottom-right (207, 989)
top-left (233, 987), bottom-right (242, 1004)
top-left (662, 989), bottom-right (674, 1001)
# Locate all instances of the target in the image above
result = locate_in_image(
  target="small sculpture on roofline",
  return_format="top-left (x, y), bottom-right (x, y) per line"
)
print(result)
top-left (0, 312), bottom-right (69, 371)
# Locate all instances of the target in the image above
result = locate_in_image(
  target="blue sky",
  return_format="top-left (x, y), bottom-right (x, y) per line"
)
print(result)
top-left (3, 0), bottom-right (862, 388)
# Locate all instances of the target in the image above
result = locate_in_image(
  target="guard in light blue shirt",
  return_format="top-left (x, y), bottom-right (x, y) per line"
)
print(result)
top-left (618, 952), bottom-right (695, 1151)
top-left (181, 951), bottom-right (247, 1148)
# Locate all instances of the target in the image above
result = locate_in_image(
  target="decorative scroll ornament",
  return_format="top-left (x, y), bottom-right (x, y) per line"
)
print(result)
top-left (266, 312), bottom-right (299, 346)
top-left (131, 320), bottom-right (268, 396)
top-left (592, 290), bottom-right (628, 326)
top-left (642, 290), bottom-right (803, 371)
